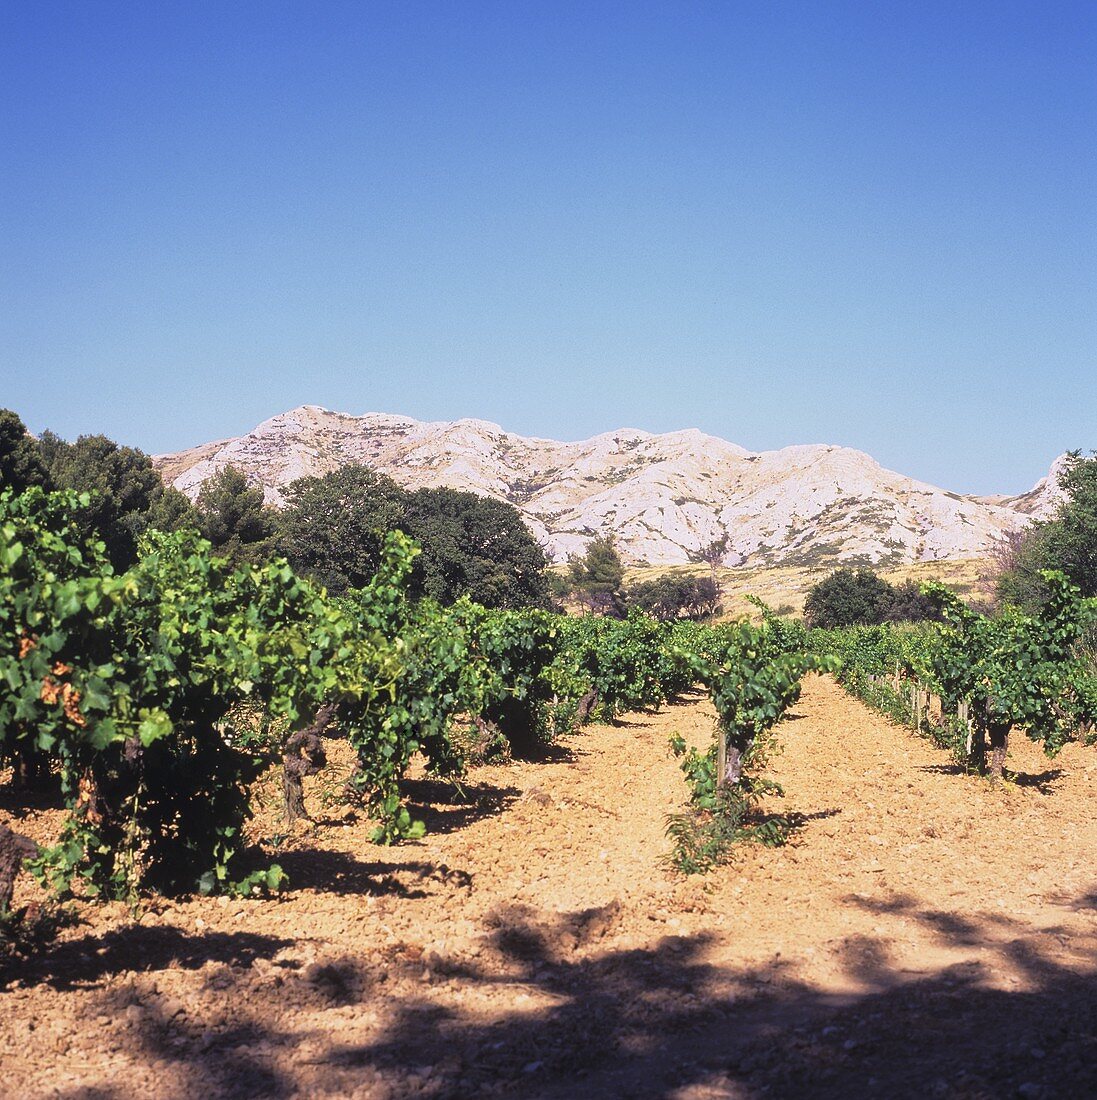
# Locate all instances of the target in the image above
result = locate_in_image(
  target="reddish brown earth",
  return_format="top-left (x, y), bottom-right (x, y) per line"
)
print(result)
top-left (2, 675), bottom-right (1095, 1099)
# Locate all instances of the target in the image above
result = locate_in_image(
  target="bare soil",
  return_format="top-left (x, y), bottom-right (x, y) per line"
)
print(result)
top-left (2, 675), bottom-right (1095, 1099)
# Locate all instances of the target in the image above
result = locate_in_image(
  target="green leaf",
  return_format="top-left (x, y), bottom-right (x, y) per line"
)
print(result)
top-left (137, 709), bottom-right (173, 746)
top-left (87, 717), bottom-right (119, 750)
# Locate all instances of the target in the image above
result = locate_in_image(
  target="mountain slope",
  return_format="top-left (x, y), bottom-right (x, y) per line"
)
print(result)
top-left (155, 406), bottom-right (1061, 566)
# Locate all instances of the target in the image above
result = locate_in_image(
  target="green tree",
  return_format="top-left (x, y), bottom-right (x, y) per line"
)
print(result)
top-left (38, 431), bottom-right (193, 568)
top-left (402, 487), bottom-right (550, 608)
top-left (998, 452), bottom-right (1097, 608)
top-left (0, 409), bottom-right (50, 494)
top-left (803, 567), bottom-right (893, 628)
top-left (195, 466), bottom-right (276, 567)
top-left (568, 534), bottom-right (626, 617)
top-left (146, 484), bottom-right (200, 534)
top-left (879, 580), bottom-right (942, 624)
top-left (275, 465), bottom-right (406, 595)
top-left (628, 573), bottom-right (721, 621)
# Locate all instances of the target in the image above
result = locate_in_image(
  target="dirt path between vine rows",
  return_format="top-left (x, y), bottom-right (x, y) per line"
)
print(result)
top-left (2, 675), bottom-right (1095, 1099)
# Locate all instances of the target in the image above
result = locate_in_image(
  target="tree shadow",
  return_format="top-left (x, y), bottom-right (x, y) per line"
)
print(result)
top-left (786, 808), bottom-right (842, 827)
top-left (914, 763), bottom-right (1065, 794)
top-left (523, 740), bottom-right (582, 763)
top-left (916, 763), bottom-right (967, 776)
top-left (1068, 889), bottom-right (1097, 911)
top-left (95, 985), bottom-right (295, 1099)
top-left (399, 776), bottom-right (522, 835)
top-left (1, 924), bottom-right (292, 992)
top-left (272, 848), bottom-right (472, 899)
top-left (312, 892), bottom-right (1097, 1098)
top-left (1007, 768), bottom-right (1064, 794)
top-left (52, 1089), bottom-right (123, 1100)
top-left (11, 889), bottom-right (1097, 1098)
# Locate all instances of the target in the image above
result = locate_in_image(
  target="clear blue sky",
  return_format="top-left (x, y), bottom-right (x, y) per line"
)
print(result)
top-left (2, 2), bottom-right (1094, 493)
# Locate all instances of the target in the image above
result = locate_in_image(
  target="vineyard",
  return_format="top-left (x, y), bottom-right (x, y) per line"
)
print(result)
top-left (809, 579), bottom-right (1097, 778)
top-left (2, 485), bottom-right (1096, 1098)
top-left (0, 486), bottom-right (863, 904)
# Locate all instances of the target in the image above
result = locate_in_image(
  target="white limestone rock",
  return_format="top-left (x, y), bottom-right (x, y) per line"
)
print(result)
top-left (154, 406), bottom-right (1068, 567)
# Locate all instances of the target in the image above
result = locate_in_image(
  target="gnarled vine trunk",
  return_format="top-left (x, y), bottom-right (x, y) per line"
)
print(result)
top-left (987, 722), bottom-right (1010, 780)
top-left (469, 715), bottom-right (504, 763)
top-left (575, 689), bottom-right (599, 725)
top-left (969, 721), bottom-right (988, 774)
top-left (282, 702), bottom-right (336, 824)
top-left (717, 733), bottom-right (749, 788)
top-left (0, 822), bottom-right (37, 912)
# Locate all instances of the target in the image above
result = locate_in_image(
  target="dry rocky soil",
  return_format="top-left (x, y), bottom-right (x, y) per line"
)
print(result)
top-left (2, 675), bottom-right (1095, 1099)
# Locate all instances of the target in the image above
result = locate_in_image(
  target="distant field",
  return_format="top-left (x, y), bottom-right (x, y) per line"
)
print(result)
top-left (620, 556), bottom-right (997, 620)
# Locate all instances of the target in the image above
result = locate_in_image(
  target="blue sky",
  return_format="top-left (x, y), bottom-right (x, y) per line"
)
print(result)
top-left (2, 1), bottom-right (1094, 493)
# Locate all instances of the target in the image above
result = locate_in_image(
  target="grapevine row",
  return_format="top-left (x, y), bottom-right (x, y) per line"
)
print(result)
top-left (808, 575), bottom-right (1097, 776)
top-left (1, 487), bottom-right (811, 901)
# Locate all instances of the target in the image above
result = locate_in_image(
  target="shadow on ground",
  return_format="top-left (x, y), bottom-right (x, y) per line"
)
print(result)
top-left (388, 776), bottom-right (523, 836)
top-left (916, 763), bottom-right (967, 776)
top-left (1, 924), bottom-right (293, 992)
top-left (273, 849), bottom-right (473, 899)
top-left (0, 783), bottom-right (64, 817)
top-left (26, 884), bottom-right (1095, 1099)
top-left (915, 762), bottom-right (1066, 793)
top-left (1007, 768), bottom-right (1064, 793)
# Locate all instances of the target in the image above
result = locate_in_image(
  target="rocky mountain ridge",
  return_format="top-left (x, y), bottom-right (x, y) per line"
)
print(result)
top-left (155, 406), bottom-right (1067, 567)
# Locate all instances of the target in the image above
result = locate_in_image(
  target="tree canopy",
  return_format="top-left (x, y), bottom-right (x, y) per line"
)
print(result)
top-left (568, 534), bottom-right (627, 616)
top-left (275, 465), bottom-right (406, 596)
top-left (628, 572), bottom-right (721, 621)
top-left (803, 567), bottom-right (940, 628)
top-left (0, 409), bottom-right (50, 495)
top-left (37, 430), bottom-right (195, 567)
top-left (403, 487), bottom-right (551, 609)
top-left (196, 466), bottom-right (276, 567)
top-left (998, 452), bottom-right (1097, 609)
top-left (275, 467), bottom-right (552, 606)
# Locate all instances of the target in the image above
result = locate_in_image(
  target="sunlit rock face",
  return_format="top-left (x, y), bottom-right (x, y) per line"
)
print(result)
top-left (155, 405), bottom-right (1063, 567)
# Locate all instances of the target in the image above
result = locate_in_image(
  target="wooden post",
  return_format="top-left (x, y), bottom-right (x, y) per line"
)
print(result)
top-left (959, 700), bottom-right (973, 757)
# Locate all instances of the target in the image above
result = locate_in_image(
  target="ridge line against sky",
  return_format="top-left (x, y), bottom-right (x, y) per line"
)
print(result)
top-left (3, 2), bottom-right (1094, 494)
top-left (154, 402), bottom-right (1055, 500)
